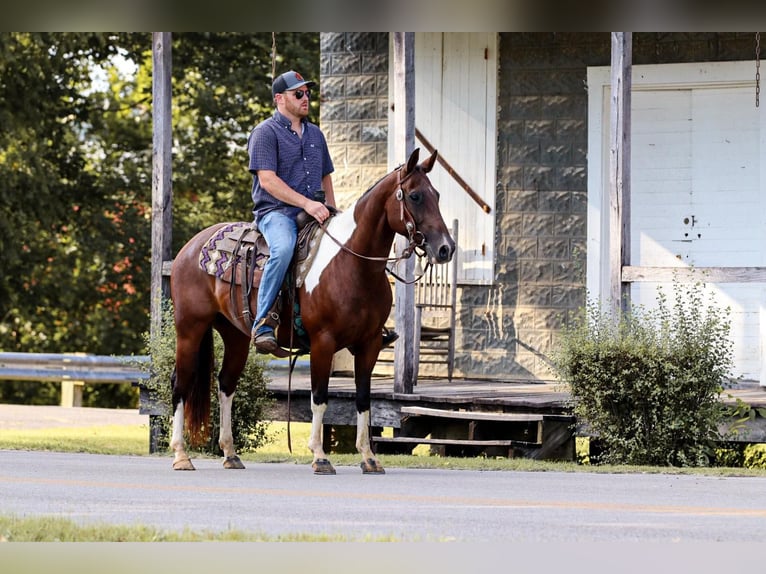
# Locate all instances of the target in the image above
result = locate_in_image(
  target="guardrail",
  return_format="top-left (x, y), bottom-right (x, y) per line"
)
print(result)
top-left (0, 352), bottom-right (151, 407)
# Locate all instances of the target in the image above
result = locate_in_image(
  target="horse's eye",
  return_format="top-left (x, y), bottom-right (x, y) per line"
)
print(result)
top-left (409, 191), bottom-right (423, 204)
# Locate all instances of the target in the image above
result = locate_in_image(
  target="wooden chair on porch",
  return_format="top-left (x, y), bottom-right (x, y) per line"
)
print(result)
top-left (376, 219), bottom-right (459, 381)
top-left (413, 219), bottom-right (458, 380)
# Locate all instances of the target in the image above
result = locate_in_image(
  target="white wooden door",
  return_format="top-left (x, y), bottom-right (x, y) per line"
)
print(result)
top-left (413, 32), bottom-right (497, 284)
top-left (588, 61), bottom-right (766, 383)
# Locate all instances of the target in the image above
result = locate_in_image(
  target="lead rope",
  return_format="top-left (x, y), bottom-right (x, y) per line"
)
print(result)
top-left (318, 219), bottom-right (427, 285)
top-left (285, 273), bottom-right (300, 455)
top-left (271, 33), bottom-right (277, 82)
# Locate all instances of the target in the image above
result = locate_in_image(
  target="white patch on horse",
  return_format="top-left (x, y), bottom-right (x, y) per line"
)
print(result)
top-left (356, 409), bottom-right (374, 460)
top-left (304, 208), bottom-right (356, 294)
top-left (170, 400), bottom-right (185, 451)
top-left (307, 398), bottom-right (328, 459)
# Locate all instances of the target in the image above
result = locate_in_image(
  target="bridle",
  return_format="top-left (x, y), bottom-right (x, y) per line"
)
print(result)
top-left (318, 165), bottom-right (431, 284)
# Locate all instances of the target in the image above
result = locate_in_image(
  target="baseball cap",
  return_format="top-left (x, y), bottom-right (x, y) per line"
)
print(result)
top-left (272, 70), bottom-right (317, 97)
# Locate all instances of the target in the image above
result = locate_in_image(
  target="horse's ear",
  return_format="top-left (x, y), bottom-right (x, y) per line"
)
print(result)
top-left (421, 148), bottom-right (438, 174)
top-left (405, 147), bottom-right (420, 175)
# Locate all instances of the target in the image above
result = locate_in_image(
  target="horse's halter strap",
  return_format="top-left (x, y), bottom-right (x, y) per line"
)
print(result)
top-left (394, 167), bottom-right (428, 257)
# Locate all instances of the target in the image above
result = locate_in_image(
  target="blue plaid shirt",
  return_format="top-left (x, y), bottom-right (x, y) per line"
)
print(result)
top-left (248, 110), bottom-right (334, 223)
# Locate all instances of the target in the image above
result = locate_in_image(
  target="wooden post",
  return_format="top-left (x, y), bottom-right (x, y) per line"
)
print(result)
top-left (150, 32), bottom-right (173, 341)
top-left (609, 32), bottom-right (632, 318)
top-left (148, 32), bottom-right (173, 454)
top-left (60, 380), bottom-right (84, 407)
top-left (392, 32), bottom-right (416, 394)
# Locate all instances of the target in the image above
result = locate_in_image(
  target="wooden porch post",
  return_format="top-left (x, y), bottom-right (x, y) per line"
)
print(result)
top-left (392, 32), bottom-right (417, 394)
top-left (150, 32), bottom-right (173, 340)
top-left (147, 32), bottom-right (173, 454)
top-left (609, 32), bottom-right (632, 318)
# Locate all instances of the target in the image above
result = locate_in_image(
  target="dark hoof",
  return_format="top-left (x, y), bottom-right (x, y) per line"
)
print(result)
top-left (361, 458), bottom-right (385, 474)
top-left (312, 458), bottom-right (337, 475)
top-left (223, 455), bottom-right (245, 469)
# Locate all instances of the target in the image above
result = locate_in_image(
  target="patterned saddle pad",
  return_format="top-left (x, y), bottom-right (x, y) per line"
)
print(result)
top-left (198, 222), bottom-right (267, 285)
top-left (197, 219), bottom-right (328, 287)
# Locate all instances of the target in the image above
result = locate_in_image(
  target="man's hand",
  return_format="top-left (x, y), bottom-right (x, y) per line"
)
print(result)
top-left (304, 199), bottom-right (330, 224)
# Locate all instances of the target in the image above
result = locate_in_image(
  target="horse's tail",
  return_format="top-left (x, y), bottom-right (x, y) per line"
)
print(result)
top-left (185, 326), bottom-right (214, 447)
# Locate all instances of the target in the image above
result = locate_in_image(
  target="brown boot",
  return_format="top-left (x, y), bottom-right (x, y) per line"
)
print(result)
top-left (251, 312), bottom-right (288, 358)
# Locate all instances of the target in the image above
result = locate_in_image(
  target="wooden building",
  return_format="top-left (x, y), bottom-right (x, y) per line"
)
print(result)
top-left (319, 32), bottom-right (766, 387)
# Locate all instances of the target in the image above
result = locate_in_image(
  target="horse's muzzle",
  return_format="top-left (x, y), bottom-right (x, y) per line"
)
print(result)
top-left (428, 236), bottom-right (455, 264)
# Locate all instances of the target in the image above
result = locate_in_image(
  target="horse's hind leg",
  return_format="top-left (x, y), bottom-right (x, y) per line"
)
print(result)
top-left (215, 319), bottom-right (250, 469)
top-left (170, 393), bottom-right (194, 469)
top-left (170, 333), bottom-right (205, 471)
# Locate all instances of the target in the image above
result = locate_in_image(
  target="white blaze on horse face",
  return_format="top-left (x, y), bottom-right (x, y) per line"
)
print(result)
top-left (307, 399), bottom-right (328, 459)
top-left (304, 208), bottom-right (357, 294)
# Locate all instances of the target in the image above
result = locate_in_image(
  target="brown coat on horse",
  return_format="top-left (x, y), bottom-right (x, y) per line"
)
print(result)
top-left (169, 148), bottom-right (455, 474)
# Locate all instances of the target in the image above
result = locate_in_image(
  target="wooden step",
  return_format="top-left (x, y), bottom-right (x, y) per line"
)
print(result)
top-left (400, 405), bottom-right (545, 423)
top-left (388, 406), bottom-right (576, 461)
top-left (372, 436), bottom-right (539, 448)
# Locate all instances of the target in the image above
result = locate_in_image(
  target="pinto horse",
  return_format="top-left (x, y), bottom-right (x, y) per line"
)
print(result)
top-left (168, 148), bottom-right (455, 474)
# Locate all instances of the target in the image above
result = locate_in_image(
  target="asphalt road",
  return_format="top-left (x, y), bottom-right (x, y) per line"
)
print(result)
top-left (1, 449), bottom-right (766, 543)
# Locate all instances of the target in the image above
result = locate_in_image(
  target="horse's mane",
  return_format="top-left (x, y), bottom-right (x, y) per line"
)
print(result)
top-left (359, 171), bottom-right (391, 199)
top-left (359, 164), bottom-right (415, 199)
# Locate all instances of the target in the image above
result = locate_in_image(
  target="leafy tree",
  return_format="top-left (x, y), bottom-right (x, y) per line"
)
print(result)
top-left (166, 32), bottom-right (320, 248)
top-left (0, 32), bottom-right (319, 406)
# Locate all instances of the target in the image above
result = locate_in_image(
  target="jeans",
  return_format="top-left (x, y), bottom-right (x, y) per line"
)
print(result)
top-left (254, 210), bottom-right (297, 328)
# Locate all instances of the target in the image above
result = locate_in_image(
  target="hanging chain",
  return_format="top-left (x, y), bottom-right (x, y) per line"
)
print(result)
top-left (756, 32), bottom-right (761, 108)
top-left (271, 32), bottom-right (277, 82)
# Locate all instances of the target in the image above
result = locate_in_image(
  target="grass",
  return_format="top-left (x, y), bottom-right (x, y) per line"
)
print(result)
top-left (0, 424), bottom-right (149, 455)
top-left (0, 514), bottom-right (399, 542)
top-left (1, 420), bottom-right (765, 476)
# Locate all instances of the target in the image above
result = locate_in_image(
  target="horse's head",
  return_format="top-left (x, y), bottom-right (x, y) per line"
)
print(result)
top-left (390, 148), bottom-right (456, 265)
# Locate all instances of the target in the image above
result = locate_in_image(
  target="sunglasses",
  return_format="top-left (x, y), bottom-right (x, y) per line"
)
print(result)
top-left (291, 89), bottom-right (311, 100)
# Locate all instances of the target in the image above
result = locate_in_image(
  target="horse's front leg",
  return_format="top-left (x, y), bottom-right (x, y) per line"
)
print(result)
top-left (307, 339), bottom-right (337, 475)
top-left (307, 398), bottom-right (336, 475)
top-left (355, 345), bottom-right (385, 475)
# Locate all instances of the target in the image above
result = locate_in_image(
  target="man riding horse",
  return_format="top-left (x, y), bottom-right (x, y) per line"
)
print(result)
top-left (247, 69), bottom-right (397, 355)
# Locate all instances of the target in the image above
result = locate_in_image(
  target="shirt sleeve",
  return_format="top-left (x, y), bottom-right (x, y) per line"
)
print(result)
top-left (247, 122), bottom-right (279, 175)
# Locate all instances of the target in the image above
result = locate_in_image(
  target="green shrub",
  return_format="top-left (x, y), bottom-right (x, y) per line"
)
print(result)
top-left (553, 281), bottom-right (735, 467)
top-left (744, 444), bottom-right (766, 469)
top-left (138, 301), bottom-right (274, 456)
